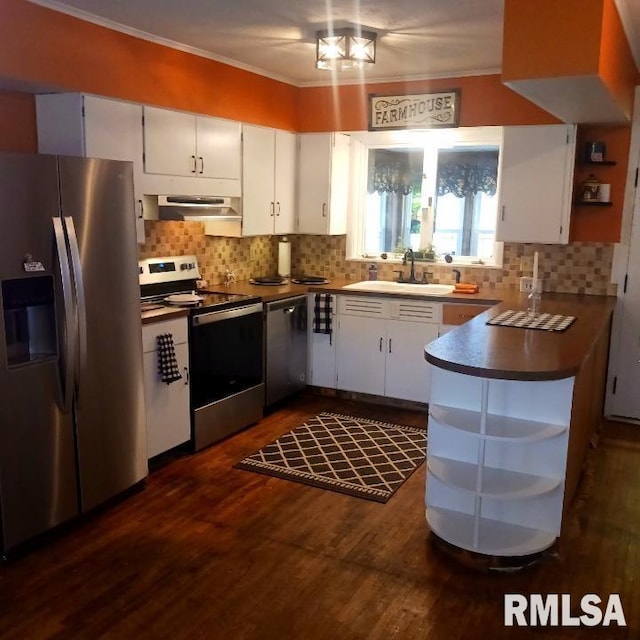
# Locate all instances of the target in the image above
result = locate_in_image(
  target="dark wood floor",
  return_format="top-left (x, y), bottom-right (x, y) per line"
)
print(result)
top-left (1, 393), bottom-right (639, 639)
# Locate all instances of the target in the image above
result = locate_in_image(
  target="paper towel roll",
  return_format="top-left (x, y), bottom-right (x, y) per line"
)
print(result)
top-left (278, 238), bottom-right (291, 278)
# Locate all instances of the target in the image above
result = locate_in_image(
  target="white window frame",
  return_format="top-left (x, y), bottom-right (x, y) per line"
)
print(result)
top-left (346, 127), bottom-right (504, 268)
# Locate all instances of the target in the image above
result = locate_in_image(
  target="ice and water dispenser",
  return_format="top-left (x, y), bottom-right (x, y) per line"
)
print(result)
top-left (2, 275), bottom-right (57, 367)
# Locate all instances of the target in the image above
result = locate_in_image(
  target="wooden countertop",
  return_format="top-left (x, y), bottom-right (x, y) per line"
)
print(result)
top-left (141, 306), bottom-right (190, 325)
top-left (424, 291), bottom-right (616, 381)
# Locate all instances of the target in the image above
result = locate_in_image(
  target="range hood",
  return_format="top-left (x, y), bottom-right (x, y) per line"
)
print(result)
top-left (157, 195), bottom-right (240, 221)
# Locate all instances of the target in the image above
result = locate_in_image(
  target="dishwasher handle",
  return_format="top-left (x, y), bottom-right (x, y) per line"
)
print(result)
top-left (265, 295), bottom-right (307, 313)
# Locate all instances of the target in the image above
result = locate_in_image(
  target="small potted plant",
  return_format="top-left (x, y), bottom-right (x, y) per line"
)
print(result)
top-left (414, 244), bottom-right (436, 261)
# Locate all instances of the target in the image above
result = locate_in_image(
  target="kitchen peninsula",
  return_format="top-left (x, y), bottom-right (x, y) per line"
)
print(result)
top-left (423, 292), bottom-right (615, 558)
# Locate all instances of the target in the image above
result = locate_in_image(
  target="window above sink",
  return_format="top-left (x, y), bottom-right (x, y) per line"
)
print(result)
top-left (346, 127), bottom-right (504, 268)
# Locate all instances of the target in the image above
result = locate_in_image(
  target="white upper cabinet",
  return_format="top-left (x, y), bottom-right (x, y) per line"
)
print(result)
top-left (496, 124), bottom-right (576, 244)
top-left (142, 106), bottom-right (241, 196)
top-left (242, 125), bottom-right (296, 236)
top-left (36, 93), bottom-right (146, 244)
top-left (297, 132), bottom-right (350, 235)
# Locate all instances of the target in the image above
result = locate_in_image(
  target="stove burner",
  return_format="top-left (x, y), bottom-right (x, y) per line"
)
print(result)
top-left (291, 276), bottom-right (330, 285)
top-left (250, 276), bottom-right (285, 286)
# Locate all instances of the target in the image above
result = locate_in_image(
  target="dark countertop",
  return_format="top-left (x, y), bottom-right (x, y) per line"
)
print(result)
top-left (424, 291), bottom-right (616, 382)
top-left (140, 279), bottom-right (616, 385)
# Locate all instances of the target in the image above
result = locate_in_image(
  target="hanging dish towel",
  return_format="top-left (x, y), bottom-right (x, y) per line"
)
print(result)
top-left (156, 333), bottom-right (183, 384)
top-left (313, 293), bottom-right (333, 344)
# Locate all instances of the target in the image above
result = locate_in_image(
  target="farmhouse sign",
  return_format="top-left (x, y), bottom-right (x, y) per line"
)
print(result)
top-left (369, 90), bottom-right (460, 131)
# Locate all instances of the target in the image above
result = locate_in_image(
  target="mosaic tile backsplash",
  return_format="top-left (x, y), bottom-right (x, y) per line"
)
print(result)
top-left (140, 221), bottom-right (617, 296)
top-left (139, 221), bottom-right (278, 287)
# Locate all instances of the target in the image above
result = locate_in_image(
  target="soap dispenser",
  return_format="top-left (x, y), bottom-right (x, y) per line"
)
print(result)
top-left (368, 263), bottom-right (378, 281)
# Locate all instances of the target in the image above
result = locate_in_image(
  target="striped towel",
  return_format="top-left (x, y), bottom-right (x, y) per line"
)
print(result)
top-left (313, 293), bottom-right (333, 344)
top-left (156, 333), bottom-right (183, 384)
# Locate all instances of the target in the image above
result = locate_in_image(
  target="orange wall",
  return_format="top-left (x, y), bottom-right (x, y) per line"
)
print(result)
top-left (502, 0), bottom-right (604, 81)
top-left (0, 0), bottom-right (298, 130)
top-left (502, 0), bottom-right (638, 120)
top-left (297, 75), bottom-right (560, 132)
top-left (0, 0), bottom-right (634, 245)
top-left (0, 90), bottom-right (36, 152)
top-left (571, 125), bottom-right (630, 242)
top-left (599, 0), bottom-right (637, 120)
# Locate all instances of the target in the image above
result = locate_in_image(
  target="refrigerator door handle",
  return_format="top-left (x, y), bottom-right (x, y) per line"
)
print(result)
top-left (63, 216), bottom-right (87, 400)
top-left (52, 217), bottom-right (76, 414)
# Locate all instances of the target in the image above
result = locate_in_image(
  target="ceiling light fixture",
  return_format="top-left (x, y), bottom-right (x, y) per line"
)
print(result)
top-left (316, 27), bottom-right (377, 71)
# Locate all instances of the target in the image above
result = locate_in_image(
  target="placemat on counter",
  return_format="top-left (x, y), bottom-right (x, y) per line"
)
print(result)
top-left (486, 310), bottom-right (576, 331)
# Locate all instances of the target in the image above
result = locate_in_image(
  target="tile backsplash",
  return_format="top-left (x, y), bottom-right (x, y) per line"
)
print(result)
top-left (290, 235), bottom-right (616, 296)
top-left (139, 221), bottom-right (277, 287)
top-left (139, 222), bottom-right (617, 296)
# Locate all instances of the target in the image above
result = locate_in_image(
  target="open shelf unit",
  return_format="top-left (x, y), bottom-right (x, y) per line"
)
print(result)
top-left (425, 367), bottom-right (574, 557)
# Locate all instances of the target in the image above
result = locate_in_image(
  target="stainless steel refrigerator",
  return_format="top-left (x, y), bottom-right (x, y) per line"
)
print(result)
top-left (0, 152), bottom-right (147, 556)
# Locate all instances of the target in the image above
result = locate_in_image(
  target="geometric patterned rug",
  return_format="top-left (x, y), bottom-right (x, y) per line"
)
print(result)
top-left (234, 412), bottom-right (427, 503)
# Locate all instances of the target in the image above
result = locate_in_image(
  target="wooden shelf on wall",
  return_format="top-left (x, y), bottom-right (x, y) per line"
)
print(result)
top-left (574, 201), bottom-right (613, 207)
top-left (579, 160), bottom-right (617, 167)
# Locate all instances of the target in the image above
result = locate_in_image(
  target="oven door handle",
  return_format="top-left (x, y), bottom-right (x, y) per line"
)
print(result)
top-left (192, 302), bottom-right (264, 326)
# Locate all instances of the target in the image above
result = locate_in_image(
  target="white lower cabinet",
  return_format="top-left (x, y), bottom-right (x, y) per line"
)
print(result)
top-left (335, 314), bottom-right (386, 395)
top-left (426, 366), bottom-right (573, 556)
top-left (142, 317), bottom-right (191, 459)
top-left (307, 293), bottom-right (337, 388)
top-left (335, 296), bottom-right (440, 402)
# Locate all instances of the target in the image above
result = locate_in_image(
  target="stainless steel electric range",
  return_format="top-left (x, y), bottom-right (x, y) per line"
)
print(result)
top-left (140, 255), bottom-right (264, 451)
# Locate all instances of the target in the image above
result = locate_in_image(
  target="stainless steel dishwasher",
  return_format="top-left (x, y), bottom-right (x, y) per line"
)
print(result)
top-left (265, 295), bottom-right (307, 406)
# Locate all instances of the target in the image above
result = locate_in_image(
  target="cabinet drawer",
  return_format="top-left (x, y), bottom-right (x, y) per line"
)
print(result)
top-left (442, 303), bottom-right (490, 326)
top-left (142, 317), bottom-right (188, 353)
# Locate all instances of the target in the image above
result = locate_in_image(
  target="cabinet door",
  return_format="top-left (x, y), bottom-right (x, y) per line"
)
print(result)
top-left (143, 342), bottom-right (190, 459)
top-left (242, 124), bottom-right (276, 236)
top-left (308, 294), bottom-right (337, 388)
top-left (328, 132), bottom-right (350, 235)
top-left (496, 125), bottom-right (575, 244)
top-left (385, 319), bottom-right (439, 402)
top-left (143, 107), bottom-right (197, 177)
top-left (196, 116), bottom-right (241, 180)
top-left (297, 133), bottom-right (331, 234)
top-left (336, 314), bottom-right (386, 395)
top-left (83, 96), bottom-right (146, 243)
top-left (274, 130), bottom-right (297, 235)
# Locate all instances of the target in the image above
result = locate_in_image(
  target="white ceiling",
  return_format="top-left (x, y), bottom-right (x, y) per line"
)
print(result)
top-left (30, 0), bottom-right (640, 88)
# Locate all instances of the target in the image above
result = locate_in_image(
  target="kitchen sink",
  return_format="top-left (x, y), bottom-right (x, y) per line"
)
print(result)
top-left (343, 281), bottom-right (456, 296)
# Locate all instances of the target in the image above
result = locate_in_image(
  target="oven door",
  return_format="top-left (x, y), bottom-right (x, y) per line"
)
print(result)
top-left (189, 302), bottom-right (264, 450)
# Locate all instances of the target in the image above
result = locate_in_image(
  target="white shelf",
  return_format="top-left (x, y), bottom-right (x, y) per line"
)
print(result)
top-left (426, 506), bottom-right (557, 557)
top-left (429, 404), bottom-right (567, 442)
top-left (428, 456), bottom-right (562, 499)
